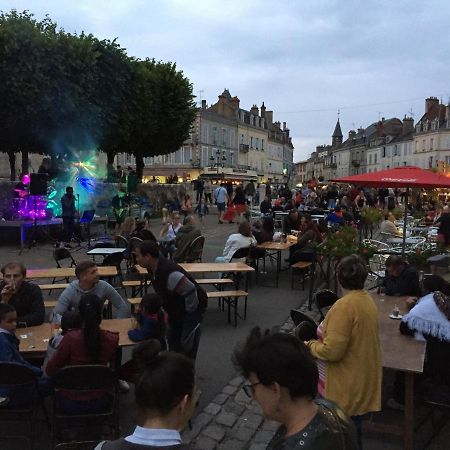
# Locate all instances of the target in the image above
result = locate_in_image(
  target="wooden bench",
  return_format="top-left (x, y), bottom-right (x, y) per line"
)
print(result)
top-left (44, 300), bottom-right (58, 308)
top-left (206, 290), bottom-right (249, 326)
top-left (291, 261), bottom-right (313, 290)
top-left (39, 283), bottom-right (69, 290)
top-left (195, 278), bottom-right (234, 286)
top-left (129, 289), bottom-right (249, 326)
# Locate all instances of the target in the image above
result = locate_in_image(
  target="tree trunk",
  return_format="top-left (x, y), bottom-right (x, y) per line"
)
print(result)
top-left (7, 150), bottom-right (16, 181)
top-left (106, 151), bottom-right (116, 182)
top-left (21, 149), bottom-right (29, 175)
top-left (135, 153), bottom-right (144, 181)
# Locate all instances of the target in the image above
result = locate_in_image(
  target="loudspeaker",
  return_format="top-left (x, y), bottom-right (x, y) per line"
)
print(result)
top-left (127, 174), bottom-right (138, 193)
top-left (30, 173), bottom-right (48, 195)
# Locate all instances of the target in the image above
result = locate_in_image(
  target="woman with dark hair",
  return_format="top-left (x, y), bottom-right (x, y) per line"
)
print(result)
top-left (215, 220), bottom-right (256, 263)
top-left (46, 294), bottom-right (119, 410)
top-left (233, 327), bottom-right (357, 450)
top-left (305, 255), bottom-right (381, 448)
top-left (132, 219), bottom-right (157, 242)
top-left (97, 340), bottom-right (197, 449)
top-left (231, 185), bottom-right (247, 222)
top-left (252, 216), bottom-right (274, 244)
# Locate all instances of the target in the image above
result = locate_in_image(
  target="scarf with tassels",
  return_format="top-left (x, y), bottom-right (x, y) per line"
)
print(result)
top-left (402, 292), bottom-right (450, 342)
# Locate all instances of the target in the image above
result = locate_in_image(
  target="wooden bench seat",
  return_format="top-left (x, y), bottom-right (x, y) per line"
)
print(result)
top-left (207, 290), bottom-right (249, 326)
top-left (122, 280), bottom-right (144, 287)
top-left (291, 261), bottom-right (312, 270)
top-left (195, 278), bottom-right (234, 285)
top-left (39, 283), bottom-right (69, 290)
top-left (44, 300), bottom-right (58, 308)
top-left (291, 261), bottom-right (313, 290)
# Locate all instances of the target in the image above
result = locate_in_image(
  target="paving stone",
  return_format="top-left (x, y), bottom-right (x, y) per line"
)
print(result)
top-left (216, 438), bottom-right (247, 450)
top-left (212, 393), bottom-right (228, 405)
top-left (222, 384), bottom-right (238, 395)
top-left (253, 429), bottom-right (275, 444)
top-left (228, 375), bottom-right (244, 387)
top-left (248, 444), bottom-right (269, 450)
top-left (204, 402), bottom-right (222, 416)
top-left (215, 411), bottom-right (238, 427)
top-left (223, 400), bottom-right (246, 416)
top-left (247, 401), bottom-right (263, 414)
top-left (233, 389), bottom-right (252, 405)
top-left (192, 436), bottom-right (218, 450)
top-left (185, 412), bottom-right (214, 439)
top-left (202, 424), bottom-right (226, 442)
top-left (229, 425), bottom-right (256, 442)
top-left (239, 411), bottom-right (264, 429)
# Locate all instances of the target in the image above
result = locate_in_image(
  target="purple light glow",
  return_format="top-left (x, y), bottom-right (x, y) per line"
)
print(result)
top-left (22, 174), bottom-right (31, 185)
top-left (15, 196), bottom-right (48, 219)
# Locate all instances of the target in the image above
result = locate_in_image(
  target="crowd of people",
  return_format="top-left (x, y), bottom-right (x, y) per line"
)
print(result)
top-left (2, 176), bottom-right (450, 449)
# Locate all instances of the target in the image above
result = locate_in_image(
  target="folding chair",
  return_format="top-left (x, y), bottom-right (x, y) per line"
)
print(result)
top-left (52, 365), bottom-right (119, 448)
top-left (185, 235), bottom-right (205, 263)
top-left (315, 289), bottom-right (338, 321)
top-left (0, 362), bottom-right (49, 449)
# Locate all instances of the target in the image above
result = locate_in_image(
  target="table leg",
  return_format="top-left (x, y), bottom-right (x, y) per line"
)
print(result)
top-left (404, 372), bottom-right (415, 450)
top-left (276, 250), bottom-right (281, 288)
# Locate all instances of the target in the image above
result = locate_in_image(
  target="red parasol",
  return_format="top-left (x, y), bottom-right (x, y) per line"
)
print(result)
top-left (332, 166), bottom-right (450, 254)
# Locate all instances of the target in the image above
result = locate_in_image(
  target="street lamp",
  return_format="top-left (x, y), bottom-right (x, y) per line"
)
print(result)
top-left (210, 150), bottom-right (227, 175)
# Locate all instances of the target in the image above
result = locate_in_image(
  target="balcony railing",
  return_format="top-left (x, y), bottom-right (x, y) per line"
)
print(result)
top-left (351, 160), bottom-right (360, 167)
top-left (239, 144), bottom-right (249, 152)
top-left (325, 162), bottom-right (337, 169)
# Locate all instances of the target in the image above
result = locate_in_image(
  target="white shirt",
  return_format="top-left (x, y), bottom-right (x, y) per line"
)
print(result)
top-left (95, 426), bottom-right (182, 448)
top-left (222, 233), bottom-right (257, 262)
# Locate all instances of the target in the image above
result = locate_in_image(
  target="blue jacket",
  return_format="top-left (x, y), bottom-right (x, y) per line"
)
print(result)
top-left (128, 313), bottom-right (165, 342)
top-left (0, 331), bottom-right (42, 376)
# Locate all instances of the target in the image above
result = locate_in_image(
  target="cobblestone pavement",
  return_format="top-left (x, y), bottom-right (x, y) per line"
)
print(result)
top-left (183, 316), bottom-right (298, 450)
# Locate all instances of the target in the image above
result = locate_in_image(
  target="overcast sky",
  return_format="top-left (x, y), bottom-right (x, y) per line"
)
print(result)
top-left (3, 0), bottom-right (450, 162)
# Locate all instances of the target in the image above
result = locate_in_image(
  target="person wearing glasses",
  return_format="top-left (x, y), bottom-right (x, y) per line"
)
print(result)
top-left (233, 327), bottom-right (357, 450)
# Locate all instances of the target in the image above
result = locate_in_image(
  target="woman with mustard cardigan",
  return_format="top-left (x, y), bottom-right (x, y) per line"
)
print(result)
top-left (306, 254), bottom-right (382, 449)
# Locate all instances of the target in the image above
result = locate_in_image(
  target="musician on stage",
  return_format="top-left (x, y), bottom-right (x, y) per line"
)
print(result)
top-left (111, 187), bottom-right (130, 228)
top-left (61, 186), bottom-right (76, 247)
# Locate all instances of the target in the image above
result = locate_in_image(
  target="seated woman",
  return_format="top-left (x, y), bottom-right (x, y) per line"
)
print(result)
top-left (46, 294), bottom-right (119, 413)
top-left (252, 216), bottom-right (274, 244)
top-left (160, 212), bottom-right (183, 257)
top-left (289, 214), bottom-right (322, 264)
top-left (215, 220), bottom-right (256, 263)
top-left (119, 216), bottom-right (136, 241)
top-left (400, 275), bottom-right (450, 385)
top-left (97, 340), bottom-right (197, 449)
top-left (233, 327), bottom-right (358, 450)
top-left (132, 219), bottom-right (157, 242)
top-left (305, 255), bottom-right (382, 447)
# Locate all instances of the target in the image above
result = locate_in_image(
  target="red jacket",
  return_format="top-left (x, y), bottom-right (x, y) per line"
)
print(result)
top-left (46, 329), bottom-right (119, 377)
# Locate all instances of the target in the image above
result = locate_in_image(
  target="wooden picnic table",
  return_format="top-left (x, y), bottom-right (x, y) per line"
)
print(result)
top-left (19, 318), bottom-right (135, 356)
top-left (135, 262), bottom-right (254, 275)
top-left (369, 293), bottom-right (426, 450)
top-left (256, 240), bottom-right (295, 288)
top-left (25, 266), bottom-right (118, 279)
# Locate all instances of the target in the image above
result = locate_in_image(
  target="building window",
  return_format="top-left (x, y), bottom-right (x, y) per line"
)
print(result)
top-left (382, 147), bottom-right (386, 158)
top-left (240, 134), bottom-right (244, 144)
top-left (430, 138), bottom-right (434, 150)
top-left (212, 127), bottom-right (217, 145)
top-left (374, 153), bottom-right (378, 164)
top-left (222, 129), bottom-right (227, 146)
top-left (250, 136), bottom-right (253, 148)
top-left (422, 140), bottom-right (426, 151)
top-left (261, 139), bottom-right (265, 150)
top-left (369, 154), bottom-right (372, 164)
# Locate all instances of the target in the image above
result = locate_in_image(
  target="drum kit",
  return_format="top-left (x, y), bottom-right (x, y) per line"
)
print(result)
top-left (12, 182), bottom-right (57, 220)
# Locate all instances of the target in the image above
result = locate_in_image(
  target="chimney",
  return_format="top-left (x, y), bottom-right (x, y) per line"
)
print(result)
top-left (230, 96), bottom-right (240, 110)
top-left (402, 116), bottom-right (414, 134)
top-left (250, 104), bottom-right (259, 116)
top-left (446, 104), bottom-right (450, 121)
top-left (283, 122), bottom-right (287, 131)
top-left (266, 111), bottom-right (273, 125)
top-left (201, 99), bottom-right (207, 110)
top-left (348, 130), bottom-right (356, 139)
top-left (260, 102), bottom-right (266, 118)
top-left (425, 96), bottom-right (439, 113)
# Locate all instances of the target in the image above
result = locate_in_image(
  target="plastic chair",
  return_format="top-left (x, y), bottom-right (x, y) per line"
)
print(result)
top-left (290, 309), bottom-right (318, 328)
top-left (0, 362), bottom-right (49, 449)
top-left (229, 246), bottom-right (251, 262)
top-left (315, 289), bottom-right (339, 321)
top-left (185, 235), bottom-right (205, 263)
top-left (51, 365), bottom-right (118, 447)
top-left (114, 235), bottom-right (128, 249)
